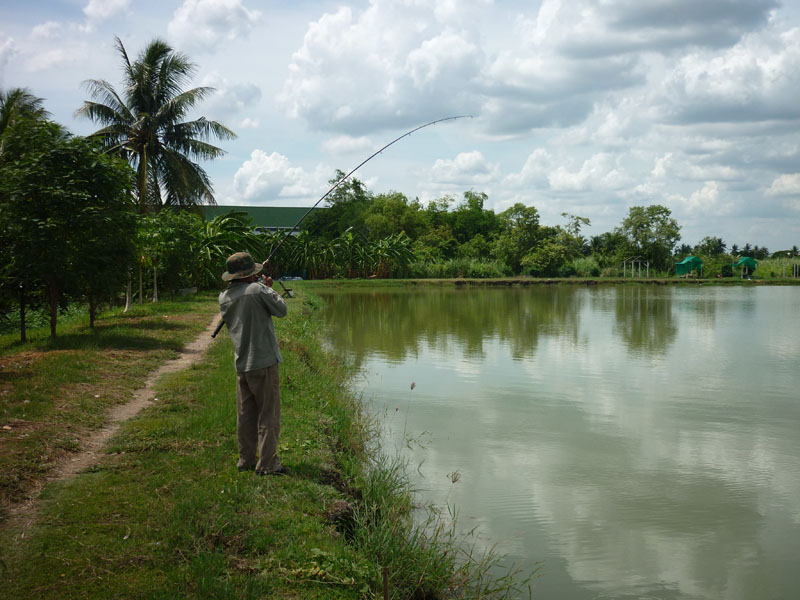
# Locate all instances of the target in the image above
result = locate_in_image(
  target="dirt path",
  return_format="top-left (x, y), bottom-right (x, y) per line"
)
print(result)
top-left (5, 315), bottom-right (221, 536)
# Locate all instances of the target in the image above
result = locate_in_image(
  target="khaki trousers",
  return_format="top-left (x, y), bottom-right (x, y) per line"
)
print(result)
top-left (236, 363), bottom-right (281, 473)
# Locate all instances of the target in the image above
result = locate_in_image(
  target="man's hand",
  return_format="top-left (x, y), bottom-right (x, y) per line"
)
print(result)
top-left (261, 274), bottom-right (274, 288)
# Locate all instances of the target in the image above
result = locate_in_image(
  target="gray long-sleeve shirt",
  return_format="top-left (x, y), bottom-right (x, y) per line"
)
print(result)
top-left (219, 280), bottom-right (288, 373)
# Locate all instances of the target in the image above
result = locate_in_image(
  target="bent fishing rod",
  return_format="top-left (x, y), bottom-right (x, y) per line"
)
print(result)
top-left (212, 114), bottom-right (472, 338)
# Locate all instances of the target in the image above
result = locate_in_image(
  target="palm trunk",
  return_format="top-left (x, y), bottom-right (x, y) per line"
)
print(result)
top-left (124, 273), bottom-right (132, 313)
top-left (47, 279), bottom-right (59, 339)
top-left (138, 145), bottom-right (148, 305)
top-left (19, 284), bottom-right (27, 343)
top-left (89, 294), bottom-right (97, 328)
top-left (152, 262), bottom-right (159, 302)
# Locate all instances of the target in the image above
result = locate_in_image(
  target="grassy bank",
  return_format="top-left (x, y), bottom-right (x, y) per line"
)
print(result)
top-left (0, 294), bottom-right (220, 520)
top-left (1, 289), bottom-right (528, 598)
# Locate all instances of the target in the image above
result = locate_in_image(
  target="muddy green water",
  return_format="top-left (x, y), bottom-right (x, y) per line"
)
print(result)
top-left (319, 285), bottom-right (800, 600)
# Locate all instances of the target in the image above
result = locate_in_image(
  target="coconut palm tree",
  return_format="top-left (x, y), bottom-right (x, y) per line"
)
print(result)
top-left (76, 37), bottom-right (235, 212)
top-left (0, 87), bottom-right (50, 159)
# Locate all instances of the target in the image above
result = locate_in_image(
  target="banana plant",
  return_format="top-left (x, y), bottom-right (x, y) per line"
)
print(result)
top-left (194, 211), bottom-right (262, 286)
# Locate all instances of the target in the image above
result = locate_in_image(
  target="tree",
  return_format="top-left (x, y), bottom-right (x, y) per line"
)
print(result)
top-left (364, 192), bottom-right (426, 240)
top-left (561, 212), bottom-right (591, 257)
top-left (303, 170), bottom-right (372, 239)
top-left (521, 236), bottom-right (573, 277)
top-left (72, 168), bottom-right (138, 327)
top-left (0, 89), bottom-right (51, 338)
top-left (76, 37), bottom-right (236, 212)
top-left (493, 203), bottom-right (541, 272)
top-left (0, 117), bottom-right (136, 339)
top-left (140, 210), bottom-right (204, 302)
top-left (0, 87), bottom-right (50, 159)
top-left (423, 195), bottom-right (454, 230)
top-left (590, 231), bottom-right (628, 265)
top-left (617, 205), bottom-right (681, 271)
top-left (451, 191), bottom-right (500, 244)
top-left (694, 236), bottom-right (726, 257)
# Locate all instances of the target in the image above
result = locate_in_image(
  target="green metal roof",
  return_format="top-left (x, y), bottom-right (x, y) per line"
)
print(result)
top-left (731, 256), bottom-right (758, 270)
top-left (201, 205), bottom-right (323, 229)
top-left (675, 255), bottom-right (702, 275)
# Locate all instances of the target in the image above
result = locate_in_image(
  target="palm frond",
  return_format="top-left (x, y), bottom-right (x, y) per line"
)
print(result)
top-left (0, 87), bottom-right (50, 136)
top-left (76, 37), bottom-right (235, 209)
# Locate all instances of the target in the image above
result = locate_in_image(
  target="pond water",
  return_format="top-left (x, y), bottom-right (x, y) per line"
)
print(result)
top-left (319, 285), bottom-right (800, 600)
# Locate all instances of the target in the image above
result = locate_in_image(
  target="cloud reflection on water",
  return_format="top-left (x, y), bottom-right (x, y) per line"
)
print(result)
top-left (321, 285), bottom-right (800, 600)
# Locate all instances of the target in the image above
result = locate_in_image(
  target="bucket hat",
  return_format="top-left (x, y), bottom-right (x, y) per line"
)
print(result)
top-left (222, 252), bottom-right (263, 281)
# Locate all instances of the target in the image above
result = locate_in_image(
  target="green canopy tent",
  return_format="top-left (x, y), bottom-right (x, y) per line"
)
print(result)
top-left (732, 256), bottom-right (758, 278)
top-left (675, 255), bottom-right (703, 277)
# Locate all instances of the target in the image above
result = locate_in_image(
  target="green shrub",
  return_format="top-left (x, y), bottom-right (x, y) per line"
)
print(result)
top-left (569, 256), bottom-right (601, 277)
top-left (408, 259), bottom-right (510, 279)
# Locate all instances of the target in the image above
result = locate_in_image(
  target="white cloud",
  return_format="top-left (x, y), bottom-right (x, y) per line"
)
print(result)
top-left (239, 117), bottom-right (259, 129)
top-left (278, 0), bottom-right (791, 140)
top-left (549, 153), bottom-right (630, 192)
top-left (83, 0), bottom-right (130, 23)
top-left (767, 173), bottom-right (800, 196)
top-left (168, 0), bottom-right (262, 52)
top-left (432, 0), bottom-right (492, 24)
top-left (232, 150), bottom-right (324, 202)
top-left (652, 151), bottom-right (742, 182)
top-left (652, 153), bottom-right (673, 178)
top-left (505, 149), bottom-right (554, 188)
top-left (429, 151), bottom-right (499, 185)
top-left (661, 25), bottom-right (800, 124)
top-left (685, 164), bottom-right (741, 182)
top-left (25, 42), bottom-right (89, 72)
top-left (406, 31), bottom-right (481, 88)
top-left (279, 2), bottom-right (484, 133)
top-left (527, 0), bottom-right (777, 58)
top-left (0, 37), bottom-right (16, 78)
top-left (669, 181), bottom-right (734, 216)
top-left (687, 181), bottom-right (723, 212)
top-left (322, 135), bottom-right (374, 155)
top-left (200, 72), bottom-right (261, 115)
top-left (31, 21), bottom-right (64, 40)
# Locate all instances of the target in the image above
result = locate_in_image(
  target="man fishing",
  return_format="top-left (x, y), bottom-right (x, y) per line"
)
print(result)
top-left (219, 252), bottom-right (288, 475)
top-left (211, 115), bottom-right (469, 474)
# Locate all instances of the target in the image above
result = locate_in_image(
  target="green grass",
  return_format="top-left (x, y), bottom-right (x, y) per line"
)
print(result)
top-left (0, 294), bottom-right (220, 518)
top-left (1, 288), bottom-right (531, 599)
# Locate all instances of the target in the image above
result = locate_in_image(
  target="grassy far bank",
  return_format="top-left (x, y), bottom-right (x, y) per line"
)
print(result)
top-left (1, 288), bottom-right (530, 599)
top-left (300, 275), bottom-right (800, 289)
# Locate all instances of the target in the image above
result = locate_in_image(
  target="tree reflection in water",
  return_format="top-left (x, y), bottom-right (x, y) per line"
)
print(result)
top-left (320, 286), bottom-right (586, 368)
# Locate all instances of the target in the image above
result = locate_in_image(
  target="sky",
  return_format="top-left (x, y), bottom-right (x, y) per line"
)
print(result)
top-left (2, 0), bottom-right (800, 251)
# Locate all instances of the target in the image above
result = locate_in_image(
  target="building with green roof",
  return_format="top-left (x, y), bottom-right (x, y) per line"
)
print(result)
top-left (200, 205), bottom-right (324, 233)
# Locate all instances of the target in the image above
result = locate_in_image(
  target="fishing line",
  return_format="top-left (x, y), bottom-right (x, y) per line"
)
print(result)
top-left (262, 114), bottom-right (473, 266)
top-left (212, 114), bottom-right (473, 338)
